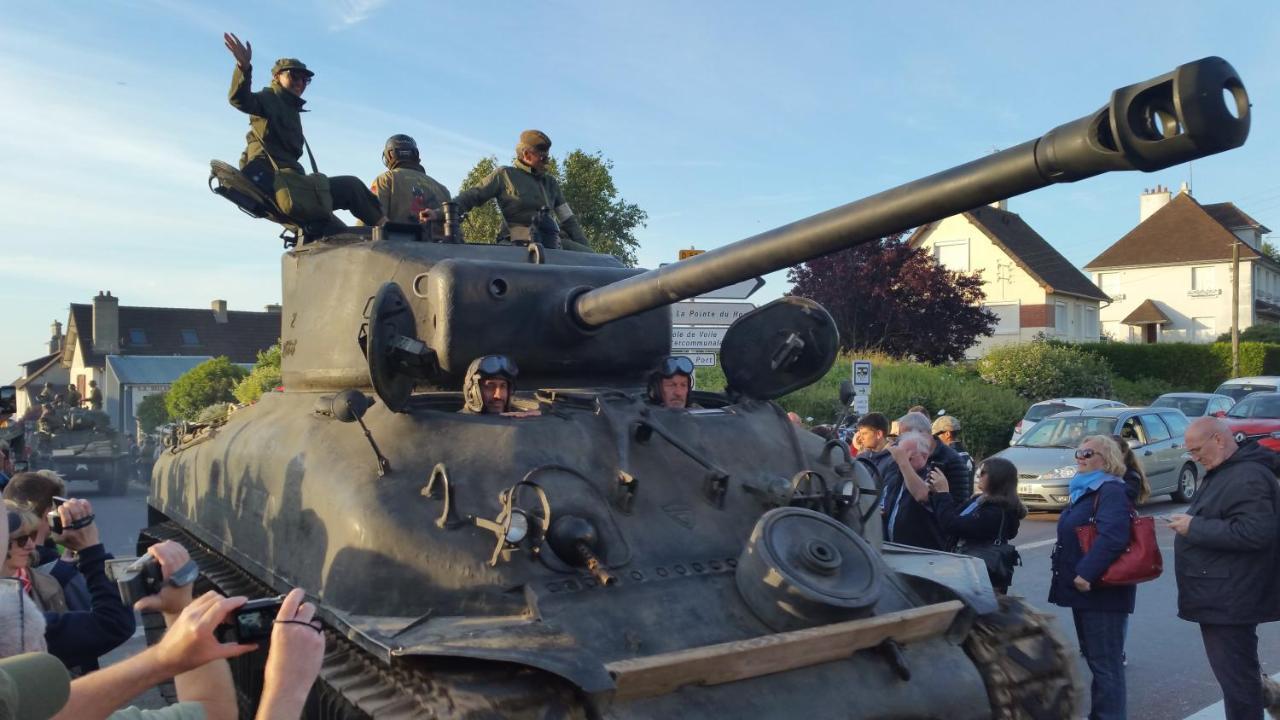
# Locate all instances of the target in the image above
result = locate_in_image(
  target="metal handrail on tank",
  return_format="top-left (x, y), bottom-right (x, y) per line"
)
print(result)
top-left (573, 56), bottom-right (1250, 329)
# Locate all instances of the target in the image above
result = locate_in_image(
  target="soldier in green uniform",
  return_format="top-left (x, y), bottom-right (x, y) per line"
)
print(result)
top-left (86, 380), bottom-right (103, 411)
top-left (368, 135), bottom-right (452, 239)
top-left (446, 130), bottom-right (593, 252)
top-left (223, 33), bottom-right (383, 229)
top-left (65, 383), bottom-right (81, 409)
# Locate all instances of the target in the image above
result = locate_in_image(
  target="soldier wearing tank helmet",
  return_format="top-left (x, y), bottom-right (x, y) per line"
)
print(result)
top-left (461, 355), bottom-right (539, 417)
top-left (647, 356), bottom-right (697, 409)
top-left (445, 130), bottom-right (593, 252)
top-left (222, 33), bottom-right (383, 227)
top-left (369, 134), bottom-right (452, 237)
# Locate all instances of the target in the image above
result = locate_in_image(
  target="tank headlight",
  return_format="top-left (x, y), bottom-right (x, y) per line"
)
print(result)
top-left (1042, 465), bottom-right (1077, 480)
top-left (505, 510), bottom-right (530, 545)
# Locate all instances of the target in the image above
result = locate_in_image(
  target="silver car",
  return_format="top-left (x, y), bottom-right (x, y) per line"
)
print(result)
top-left (993, 407), bottom-right (1199, 511)
top-left (1009, 397), bottom-right (1126, 445)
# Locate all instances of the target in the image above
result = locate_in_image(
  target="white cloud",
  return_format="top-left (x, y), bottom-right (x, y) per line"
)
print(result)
top-left (322, 0), bottom-right (389, 29)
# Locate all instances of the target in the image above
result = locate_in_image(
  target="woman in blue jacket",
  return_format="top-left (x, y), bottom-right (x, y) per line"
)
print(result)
top-left (1049, 434), bottom-right (1134, 720)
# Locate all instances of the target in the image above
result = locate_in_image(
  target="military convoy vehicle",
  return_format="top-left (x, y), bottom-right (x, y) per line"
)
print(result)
top-left (142, 57), bottom-right (1249, 718)
top-left (33, 407), bottom-right (131, 495)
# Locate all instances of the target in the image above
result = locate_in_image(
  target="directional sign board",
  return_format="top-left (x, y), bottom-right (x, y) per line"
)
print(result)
top-left (673, 301), bottom-right (754, 325)
top-left (683, 352), bottom-right (718, 367)
top-left (698, 276), bottom-right (765, 300)
top-left (853, 360), bottom-right (872, 387)
top-left (679, 248), bottom-right (705, 260)
top-left (854, 394), bottom-right (870, 415)
top-left (671, 326), bottom-right (727, 350)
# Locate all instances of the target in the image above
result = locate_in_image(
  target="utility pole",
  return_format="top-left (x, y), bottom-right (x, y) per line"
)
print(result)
top-left (1232, 238), bottom-right (1240, 376)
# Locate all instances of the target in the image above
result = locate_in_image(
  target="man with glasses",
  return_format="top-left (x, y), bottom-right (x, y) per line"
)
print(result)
top-left (1169, 416), bottom-right (1280, 720)
top-left (448, 130), bottom-right (593, 251)
top-left (222, 33), bottom-right (383, 229)
top-left (647, 356), bottom-right (696, 409)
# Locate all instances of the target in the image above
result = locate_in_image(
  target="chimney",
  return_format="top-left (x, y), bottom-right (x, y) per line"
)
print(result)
top-left (989, 199), bottom-right (1008, 211)
top-left (49, 320), bottom-right (63, 354)
top-left (1139, 185), bottom-right (1172, 223)
top-left (211, 299), bottom-right (228, 324)
top-left (264, 304), bottom-right (282, 314)
top-left (92, 291), bottom-right (120, 355)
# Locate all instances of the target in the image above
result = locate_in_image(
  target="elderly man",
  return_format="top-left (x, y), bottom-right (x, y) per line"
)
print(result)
top-left (882, 432), bottom-right (946, 550)
top-left (1169, 416), bottom-right (1280, 720)
top-left (898, 412), bottom-right (971, 503)
top-left (647, 356), bottom-right (695, 409)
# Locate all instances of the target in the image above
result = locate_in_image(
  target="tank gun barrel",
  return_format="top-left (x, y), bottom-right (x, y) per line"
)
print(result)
top-left (574, 56), bottom-right (1250, 329)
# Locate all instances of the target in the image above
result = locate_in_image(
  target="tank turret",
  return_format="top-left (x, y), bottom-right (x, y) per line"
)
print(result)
top-left (148, 57), bottom-right (1249, 719)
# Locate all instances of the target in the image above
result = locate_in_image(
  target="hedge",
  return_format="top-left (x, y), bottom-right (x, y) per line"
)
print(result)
top-left (1078, 341), bottom-right (1280, 392)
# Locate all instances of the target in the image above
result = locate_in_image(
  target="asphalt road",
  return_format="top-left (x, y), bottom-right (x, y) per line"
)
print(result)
top-left (62, 477), bottom-right (1280, 718)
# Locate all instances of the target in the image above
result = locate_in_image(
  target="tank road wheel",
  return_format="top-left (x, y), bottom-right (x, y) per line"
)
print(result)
top-left (963, 594), bottom-right (1079, 720)
top-left (1171, 463), bottom-right (1198, 503)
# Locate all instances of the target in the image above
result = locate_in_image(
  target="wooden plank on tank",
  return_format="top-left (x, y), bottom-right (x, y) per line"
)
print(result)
top-left (604, 600), bottom-right (963, 700)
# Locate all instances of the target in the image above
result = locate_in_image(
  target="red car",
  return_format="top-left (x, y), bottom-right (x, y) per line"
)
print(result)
top-left (1221, 392), bottom-right (1280, 452)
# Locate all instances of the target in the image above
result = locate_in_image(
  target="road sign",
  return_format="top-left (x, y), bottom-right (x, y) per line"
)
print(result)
top-left (683, 352), bottom-right (718, 367)
top-left (853, 360), bottom-right (872, 387)
top-left (671, 326), bottom-right (727, 350)
top-left (679, 248), bottom-right (705, 260)
top-left (698, 276), bottom-right (765, 300)
top-left (673, 301), bottom-right (754, 325)
top-left (853, 395), bottom-right (870, 415)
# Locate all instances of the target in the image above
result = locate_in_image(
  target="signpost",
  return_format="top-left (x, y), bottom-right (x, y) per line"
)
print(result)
top-left (679, 248), bottom-right (705, 260)
top-left (852, 359), bottom-right (872, 415)
top-left (697, 276), bottom-right (765, 300)
top-left (673, 301), bottom-right (754, 325)
top-left (686, 352), bottom-right (717, 367)
top-left (667, 250), bottom-right (763, 362)
top-left (671, 327), bottom-right (727, 351)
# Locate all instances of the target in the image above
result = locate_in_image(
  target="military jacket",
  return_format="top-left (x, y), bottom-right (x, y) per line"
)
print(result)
top-left (453, 160), bottom-right (589, 246)
top-left (371, 166), bottom-right (452, 227)
top-left (228, 65), bottom-right (307, 173)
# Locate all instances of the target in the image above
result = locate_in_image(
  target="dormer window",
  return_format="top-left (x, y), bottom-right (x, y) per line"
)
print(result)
top-left (180, 329), bottom-right (199, 345)
top-left (128, 328), bottom-right (148, 345)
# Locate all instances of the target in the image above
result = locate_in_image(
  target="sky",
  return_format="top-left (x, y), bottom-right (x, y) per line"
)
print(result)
top-left (2, 0), bottom-right (1279, 378)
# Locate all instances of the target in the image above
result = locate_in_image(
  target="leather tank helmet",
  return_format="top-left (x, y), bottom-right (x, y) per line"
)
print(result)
top-left (383, 134), bottom-right (419, 169)
top-left (462, 355), bottom-right (519, 413)
top-left (646, 355), bottom-right (695, 405)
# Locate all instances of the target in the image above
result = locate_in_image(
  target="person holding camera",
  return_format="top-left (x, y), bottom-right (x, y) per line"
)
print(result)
top-left (4, 473), bottom-right (94, 613)
top-left (883, 432), bottom-right (947, 550)
top-left (897, 412), bottom-right (972, 503)
top-left (929, 457), bottom-right (1026, 593)
top-left (4, 497), bottom-right (135, 673)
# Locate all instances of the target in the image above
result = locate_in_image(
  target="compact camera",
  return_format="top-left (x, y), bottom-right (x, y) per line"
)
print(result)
top-left (215, 596), bottom-right (286, 644)
top-left (109, 554), bottom-right (199, 606)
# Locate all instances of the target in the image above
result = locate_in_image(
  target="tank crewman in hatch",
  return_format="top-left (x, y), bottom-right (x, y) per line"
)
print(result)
top-left (222, 33), bottom-right (383, 228)
top-left (368, 134), bottom-right (451, 238)
top-left (86, 380), bottom-right (102, 411)
top-left (647, 356), bottom-right (697, 409)
top-left (441, 130), bottom-right (593, 252)
top-left (461, 355), bottom-right (539, 417)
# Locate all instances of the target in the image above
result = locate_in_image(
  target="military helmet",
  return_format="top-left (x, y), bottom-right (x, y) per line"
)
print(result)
top-left (383, 134), bottom-right (419, 169)
top-left (646, 355), bottom-right (695, 405)
top-left (462, 355), bottom-right (519, 413)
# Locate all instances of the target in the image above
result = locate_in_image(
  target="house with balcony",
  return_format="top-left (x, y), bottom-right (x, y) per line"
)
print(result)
top-left (909, 202), bottom-right (1109, 357)
top-left (1085, 186), bottom-right (1275, 343)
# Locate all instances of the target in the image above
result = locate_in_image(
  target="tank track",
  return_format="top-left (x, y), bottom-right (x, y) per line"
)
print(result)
top-left (963, 594), bottom-right (1079, 720)
top-left (140, 522), bottom-right (586, 720)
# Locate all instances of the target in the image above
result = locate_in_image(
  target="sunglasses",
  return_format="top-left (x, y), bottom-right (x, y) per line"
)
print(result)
top-left (9, 534), bottom-right (34, 548)
top-left (285, 71), bottom-right (312, 85)
top-left (1074, 449), bottom-right (1097, 460)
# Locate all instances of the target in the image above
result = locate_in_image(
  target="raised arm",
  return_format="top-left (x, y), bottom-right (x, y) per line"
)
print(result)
top-left (224, 32), bottom-right (265, 116)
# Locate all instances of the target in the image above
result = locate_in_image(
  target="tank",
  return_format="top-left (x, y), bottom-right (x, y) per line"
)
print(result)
top-left (143, 57), bottom-right (1249, 719)
top-left (33, 407), bottom-right (130, 495)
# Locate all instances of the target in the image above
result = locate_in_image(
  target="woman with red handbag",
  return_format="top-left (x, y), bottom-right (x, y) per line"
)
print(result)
top-left (1049, 435), bottom-right (1134, 720)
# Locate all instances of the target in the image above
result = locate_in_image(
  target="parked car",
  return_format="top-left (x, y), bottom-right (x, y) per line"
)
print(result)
top-left (994, 406), bottom-right (1198, 511)
top-left (1009, 398), bottom-right (1126, 445)
top-left (1220, 392), bottom-right (1280, 451)
top-left (1151, 392), bottom-right (1236, 418)
top-left (1213, 376), bottom-right (1280, 402)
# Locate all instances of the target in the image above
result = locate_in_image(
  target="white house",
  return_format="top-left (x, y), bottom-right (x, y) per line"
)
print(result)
top-left (909, 202), bottom-right (1109, 357)
top-left (1085, 186), bottom-right (1275, 343)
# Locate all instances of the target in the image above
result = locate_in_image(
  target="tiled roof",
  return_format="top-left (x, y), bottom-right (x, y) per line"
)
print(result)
top-left (106, 355), bottom-right (254, 385)
top-left (68, 303), bottom-right (280, 370)
top-left (1203, 202), bottom-right (1271, 234)
top-left (1086, 194), bottom-right (1263, 269)
top-left (1121, 299), bottom-right (1172, 325)
top-left (909, 205), bottom-right (1109, 301)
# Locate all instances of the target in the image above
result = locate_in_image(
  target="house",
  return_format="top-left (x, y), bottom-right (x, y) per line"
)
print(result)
top-left (908, 202), bottom-right (1109, 357)
top-left (16, 292), bottom-right (281, 433)
top-left (1085, 186), bottom-right (1275, 343)
top-left (12, 322), bottom-right (69, 418)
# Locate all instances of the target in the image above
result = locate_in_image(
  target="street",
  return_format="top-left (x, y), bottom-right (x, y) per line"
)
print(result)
top-left (66, 477), bottom-right (1279, 718)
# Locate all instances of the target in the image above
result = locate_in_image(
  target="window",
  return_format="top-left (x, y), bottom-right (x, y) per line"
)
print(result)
top-left (1191, 266), bottom-right (1215, 290)
top-left (180, 329), bottom-right (199, 345)
top-left (1163, 412), bottom-right (1189, 438)
top-left (933, 240), bottom-right (970, 271)
top-left (1191, 316), bottom-right (1216, 343)
top-left (1083, 306), bottom-right (1099, 338)
top-left (128, 328), bottom-right (147, 345)
top-left (1141, 414), bottom-right (1172, 442)
top-left (1097, 272), bottom-right (1122, 299)
top-left (984, 302), bottom-right (1020, 335)
top-left (1054, 301), bottom-right (1068, 334)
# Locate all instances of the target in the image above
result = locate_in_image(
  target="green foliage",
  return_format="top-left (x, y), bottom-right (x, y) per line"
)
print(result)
top-left (233, 345), bottom-right (282, 405)
top-left (1262, 240), bottom-right (1280, 264)
top-left (165, 357), bottom-right (248, 421)
top-left (1112, 376), bottom-right (1176, 406)
top-left (1216, 324), bottom-right (1280, 344)
top-left (458, 156), bottom-right (502, 244)
top-left (135, 392), bottom-right (171, 433)
top-left (560, 150), bottom-right (646, 266)
top-left (977, 341), bottom-right (1113, 400)
top-left (1077, 342), bottom-right (1224, 392)
top-left (1207, 341), bottom-right (1280, 378)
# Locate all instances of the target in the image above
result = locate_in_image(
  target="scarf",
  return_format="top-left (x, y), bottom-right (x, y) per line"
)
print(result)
top-left (959, 497), bottom-right (983, 516)
top-left (13, 566), bottom-right (32, 595)
top-left (1069, 469), bottom-right (1115, 504)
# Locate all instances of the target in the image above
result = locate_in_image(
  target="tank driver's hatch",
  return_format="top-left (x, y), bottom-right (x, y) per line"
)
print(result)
top-left (720, 297), bottom-right (839, 401)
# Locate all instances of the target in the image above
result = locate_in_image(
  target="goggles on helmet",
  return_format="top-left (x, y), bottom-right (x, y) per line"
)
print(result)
top-left (657, 356), bottom-right (695, 378)
top-left (475, 355), bottom-right (519, 378)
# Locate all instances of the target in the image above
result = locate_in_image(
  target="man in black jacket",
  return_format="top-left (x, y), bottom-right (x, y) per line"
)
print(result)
top-left (897, 412), bottom-right (971, 503)
top-left (1170, 416), bottom-right (1280, 720)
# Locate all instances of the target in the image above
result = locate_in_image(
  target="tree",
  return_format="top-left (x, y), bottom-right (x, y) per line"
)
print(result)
top-left (977, 340), bottom-right (1114, 400)
top-left (456, 150), bottom-right (645, 266)
top-left (786, 233), bottom-right (997, 362)
top-left (135, 392), bottom-right (171, 433)
top-left (233, 345), bottom-right (282, 404)
top-left (1262, 239), bottom-right (1280, 264)
top-left (1216, 324), bottom-right (1280, 344)
top-left (165, 357), bottom-right (248, 421)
